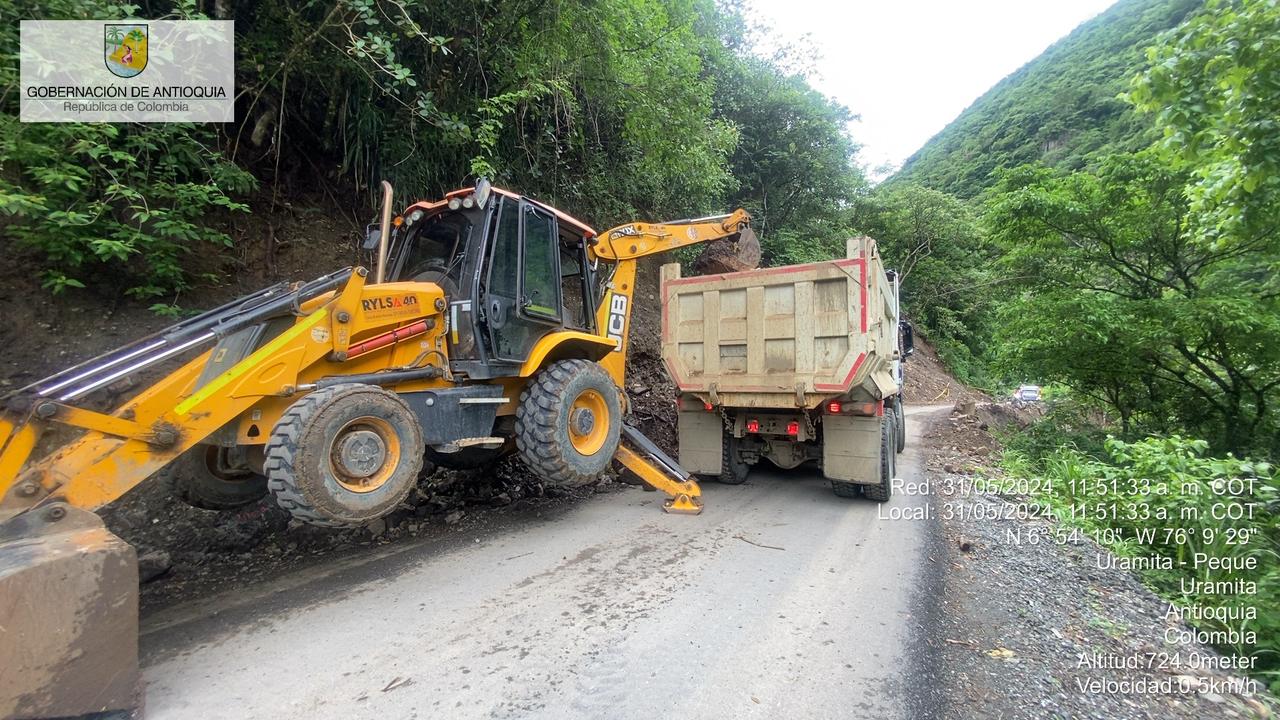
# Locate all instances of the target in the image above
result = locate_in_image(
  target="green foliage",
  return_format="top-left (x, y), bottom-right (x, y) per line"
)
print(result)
top-left (1003, 435), bottom-right (1280, 689)
top-left (705, 46), bottom-right (867, 263)
top-left (853, 183), bottom-right (995, 386)
top-left (4, 0), bottom-right (867, 300)
top-left (0, 1), bottom-right (255, 298)
top-left (0, 123), bottom-right (255, 298)
top-left (236, 0), bottom-right (741, 223)
top-left (988, 151), bottom-right (1280, 455)
top-left (894, 0), bottom-right (1200, 198)
top-left (1129, 0), bottom-right (1280, 248)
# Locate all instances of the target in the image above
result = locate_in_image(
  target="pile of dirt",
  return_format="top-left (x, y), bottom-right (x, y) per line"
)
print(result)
top-left (902, 333), bottom-right (982, 407)
top-left (622, 257), bottom-right (680, 457)
top-left (934, 398), bottom-right (1040, 470)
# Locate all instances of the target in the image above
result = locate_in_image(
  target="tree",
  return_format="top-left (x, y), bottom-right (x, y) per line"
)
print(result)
top-left (1129, 0), bottom-right (1280, 248)
top-left (853, 184), bottom-right (994, 386)
top-left (988, 152), bottom-right (1280, 454)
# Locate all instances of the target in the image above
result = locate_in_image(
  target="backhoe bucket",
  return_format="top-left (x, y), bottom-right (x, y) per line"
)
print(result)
top-left (0, 504), bottom-right (140, 719)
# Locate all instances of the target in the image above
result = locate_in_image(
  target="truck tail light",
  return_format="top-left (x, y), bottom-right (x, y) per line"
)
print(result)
top-left (827, 401), bottom-right (841, 414)
top-left (786, 421), bottom-right (800, 435)
top-left (746, 419), bottom-right (760, 433)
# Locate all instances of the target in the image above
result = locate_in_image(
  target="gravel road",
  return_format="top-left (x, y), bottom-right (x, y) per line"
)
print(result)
top-left (138, 409), bottom-right (947, 720)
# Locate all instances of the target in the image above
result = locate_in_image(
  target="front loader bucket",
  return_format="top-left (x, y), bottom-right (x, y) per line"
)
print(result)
top-left (0, 504), bottom-right (139, 719)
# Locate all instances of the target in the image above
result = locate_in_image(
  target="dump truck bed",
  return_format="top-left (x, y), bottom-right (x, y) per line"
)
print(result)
top-left (660, 236), bottom-right (899, 409)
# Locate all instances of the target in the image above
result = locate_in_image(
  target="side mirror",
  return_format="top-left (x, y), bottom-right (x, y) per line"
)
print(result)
top-left (362, 226), bottom-right (381, 252)
top-left (900, 320), bottom-right (915, 358)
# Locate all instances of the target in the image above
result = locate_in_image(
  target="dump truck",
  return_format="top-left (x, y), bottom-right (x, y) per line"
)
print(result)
top-left (0, 179), bottom-right (759, 718)
top-left (662, 236), bottom-right (911, 499)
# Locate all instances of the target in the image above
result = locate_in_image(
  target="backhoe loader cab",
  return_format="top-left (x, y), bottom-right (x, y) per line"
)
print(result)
top-left (386, 188), bottom-right (603, 379)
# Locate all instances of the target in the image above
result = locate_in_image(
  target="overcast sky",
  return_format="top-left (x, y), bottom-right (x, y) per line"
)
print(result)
top-left (747, 0), bottom-right (1117, 178)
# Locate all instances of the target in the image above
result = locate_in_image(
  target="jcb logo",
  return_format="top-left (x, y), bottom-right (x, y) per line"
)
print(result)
top-left (607, 294), bottom-right (628, 351)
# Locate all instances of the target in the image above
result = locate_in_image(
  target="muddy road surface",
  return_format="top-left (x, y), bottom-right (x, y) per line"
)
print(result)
top-left (139, 408), bottom-right (947, 720)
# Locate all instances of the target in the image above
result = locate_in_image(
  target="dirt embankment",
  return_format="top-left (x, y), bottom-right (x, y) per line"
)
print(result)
top-left (900, 330), bottom-right (981, 407)
top-left (0, 192), bottom-right (362, 395)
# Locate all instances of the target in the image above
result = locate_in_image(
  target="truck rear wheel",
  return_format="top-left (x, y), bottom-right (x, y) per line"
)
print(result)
top-left (516, 359), bottom-right (621, 487)
top-left (166, 445), bottom-right (268, 511)
top-left (862, 415), bottom-right (894, 502)
top-left (264, 383), bottom-right (424, 527)
top-left (719, 431), bottom-right (749, 485)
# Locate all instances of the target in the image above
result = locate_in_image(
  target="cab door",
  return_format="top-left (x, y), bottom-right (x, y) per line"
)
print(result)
top-left (483, 197), bottom-right (563, 362)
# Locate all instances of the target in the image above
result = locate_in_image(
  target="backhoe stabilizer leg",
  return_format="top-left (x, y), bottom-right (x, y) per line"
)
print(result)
top-left (0, 503), bottom-right (140, 718)
top-left (613, 445), bottom-right (703, 515)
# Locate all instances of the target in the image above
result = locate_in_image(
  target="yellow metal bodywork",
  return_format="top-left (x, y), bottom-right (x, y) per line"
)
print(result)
top-left (0, 271), bottom-right (450, 521)
top-left (0, 200), bottom-right (751, 522)
top-left (588, 209), bottom-right (750, 389)
top-left (613, 446), bottom-right (702, 515)
top-left (517, 331), bottom-right (617, 379)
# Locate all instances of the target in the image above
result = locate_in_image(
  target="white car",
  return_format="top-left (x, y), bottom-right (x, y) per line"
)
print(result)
top-left (1012, 385), bottom-right (1042, 407)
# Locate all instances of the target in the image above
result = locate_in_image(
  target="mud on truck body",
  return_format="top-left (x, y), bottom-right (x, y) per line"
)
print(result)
top-left (661, 236), bottom-right (910, 500)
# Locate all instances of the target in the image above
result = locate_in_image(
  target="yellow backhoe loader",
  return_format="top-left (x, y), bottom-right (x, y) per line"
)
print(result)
top-left (0, 179), bottom-right (755, 718)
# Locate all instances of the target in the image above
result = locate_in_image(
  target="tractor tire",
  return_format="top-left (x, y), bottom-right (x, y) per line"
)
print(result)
top-left (264, 383), bottom-right (424, 527)
top-left (515, 359), bottom-right (621, 487)
top-left (861, 415), bottom-right (894, 502)
top-left (719, 431), bottom-right (749, 485)
top-left (894, 399), bottom-right (906, 454)
top-left (165, 445), bottom-right (268, 511)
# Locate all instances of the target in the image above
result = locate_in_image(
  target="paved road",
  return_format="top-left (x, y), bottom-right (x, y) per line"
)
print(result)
top-left (140, 408), bottom-right (946, 720)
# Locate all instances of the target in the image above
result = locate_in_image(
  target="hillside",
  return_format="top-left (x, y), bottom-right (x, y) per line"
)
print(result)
top-left (893, 0), bottom-right (1201, 197)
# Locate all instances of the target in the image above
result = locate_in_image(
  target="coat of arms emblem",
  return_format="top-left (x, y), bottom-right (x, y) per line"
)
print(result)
top-left (104, 24), bottom-right (148, 78)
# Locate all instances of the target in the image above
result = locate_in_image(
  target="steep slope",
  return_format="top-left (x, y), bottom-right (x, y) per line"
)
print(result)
top-left (893, 0), bottom-right (1201, 197)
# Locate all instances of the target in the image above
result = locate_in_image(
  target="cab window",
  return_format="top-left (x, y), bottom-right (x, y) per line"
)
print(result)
top-left (521, 206), bottom-right (560, 321)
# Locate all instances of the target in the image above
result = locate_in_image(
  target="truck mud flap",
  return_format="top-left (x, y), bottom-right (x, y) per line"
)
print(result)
top-left (821, 414), bottom-right (882, 483)
top-left (0, 504), bottom-right (139, 719)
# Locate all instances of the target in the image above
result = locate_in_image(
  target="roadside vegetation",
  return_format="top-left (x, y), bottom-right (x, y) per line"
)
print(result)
top-left (1001, 435), bottom-right (1280, 689)
top-left (0, 0), bottom-right (864, 299)
top-left (879, 0), bottom-right (1279, 690)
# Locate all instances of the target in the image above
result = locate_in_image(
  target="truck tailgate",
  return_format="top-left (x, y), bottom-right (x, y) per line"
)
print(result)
top-left (660, 237), bottom-right (898, 409)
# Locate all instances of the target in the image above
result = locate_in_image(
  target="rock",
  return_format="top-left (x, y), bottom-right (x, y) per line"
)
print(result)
top-left (365, 518), bottom-right (387, 537)
top-left (137, 550), bottom-right (172, 583)
top-left (944, 463), bottom-right (960, 474)
top-left (445, 510), bottom-right (464, 525)
top-left (958, 540), bottom-right (973, 553)
top-left (691, 227), bottom-right (762, 274)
